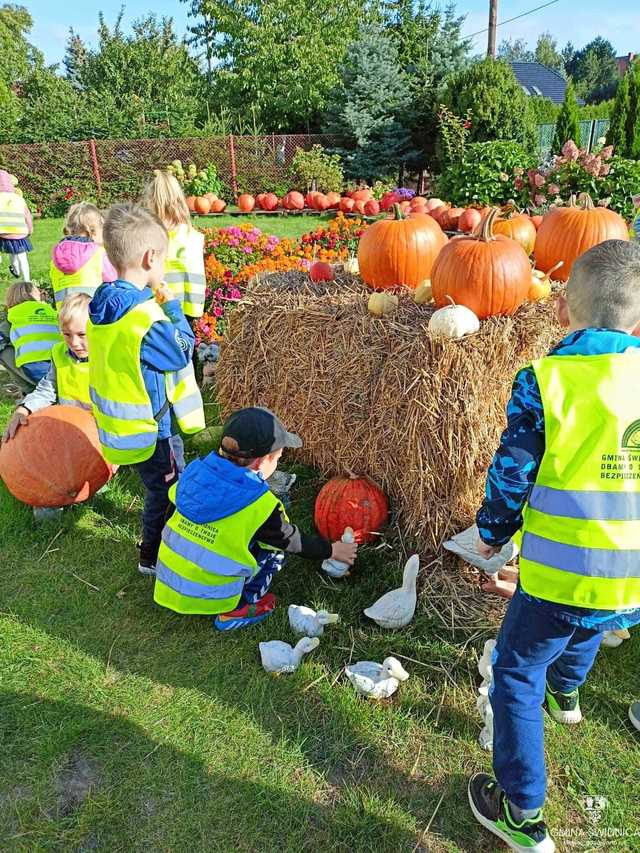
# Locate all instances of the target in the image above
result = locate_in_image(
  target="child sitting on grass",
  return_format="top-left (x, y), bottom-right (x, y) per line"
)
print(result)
top-left (153, 407), bottom-right (358, 631)
top-left (50, 202), bottom-right (117, 309)
top-left (87, 203), bottom-right (205, 575)
top-left (5, 281), bottom-right (61, 384)
top-left (2, 293), bottom-right (92, 442)
top-left (141, 172), bottom-right (206, 319)
top-left (470, 239), bottom-right (640, 853)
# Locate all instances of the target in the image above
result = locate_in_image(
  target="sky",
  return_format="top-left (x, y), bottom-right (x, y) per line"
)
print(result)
top-left (23, 0), bottom-right (640, 67)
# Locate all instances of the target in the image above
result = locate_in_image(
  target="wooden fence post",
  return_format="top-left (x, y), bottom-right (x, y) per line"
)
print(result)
top-left (228, 134), bottom-right (238, 199)
top-left (88, 139), bottom-right (102, 196)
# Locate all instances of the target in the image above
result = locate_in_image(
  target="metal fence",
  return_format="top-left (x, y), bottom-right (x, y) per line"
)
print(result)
top-left (0, 133), bottom-right (342, 212)
top-left (537, 119), bottom-right (610, 158)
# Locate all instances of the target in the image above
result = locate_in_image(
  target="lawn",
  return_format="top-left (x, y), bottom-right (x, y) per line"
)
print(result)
top-left (1, 218), bottom-right (640, 852)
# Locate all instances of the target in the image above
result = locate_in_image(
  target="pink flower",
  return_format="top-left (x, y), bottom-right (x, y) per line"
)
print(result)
top-left (547, 184), bottom-right (560, 196)
top-left (229, 288), bottom-right (241, 300)
top-left (223, 270), bottom-right (233, 278)
top-left (600, 145), bottom-right (614, 161)
top-left (534, 194), bottom-right (547, 207)
top-left (514, 177), bottom-right (524, 191)
top-left (600, 164), bottom-right (610, 176)
top-left (213, 306), bottom-right (223, 318)
top-left (534, 173), bottom-right (546, 188)
top-left (242, 245), bottom-right (252, 254)
top-left (561, 140), bottom-right (579, 160)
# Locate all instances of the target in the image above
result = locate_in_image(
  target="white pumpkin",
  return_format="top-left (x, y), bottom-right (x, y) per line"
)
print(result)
top-left (428, 303), bottom-right (479, 339)
top-left (368, 292), bottom-right (398, 318)
top-left (414, 279), bottom-right (433, 304)
top-left (344, 256), bottom-right (360, 275)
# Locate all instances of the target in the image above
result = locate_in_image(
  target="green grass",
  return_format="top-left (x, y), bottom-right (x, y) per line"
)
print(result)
top-left (0, 213), bottom-right (328, 303)
top-left (1, 216), bottom-right (640, 851)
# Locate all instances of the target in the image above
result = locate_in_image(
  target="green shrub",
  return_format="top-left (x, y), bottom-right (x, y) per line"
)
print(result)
top-left (436, 141), bottom-right (534, 206)
top-left (601, 156), bottom-right (640, 220)
top-left (553, 81), bottom-right (581, 153)
top-left (291, 145), bottom-right (343, 193)
top-left (530, 96), bottom-right (560, 125)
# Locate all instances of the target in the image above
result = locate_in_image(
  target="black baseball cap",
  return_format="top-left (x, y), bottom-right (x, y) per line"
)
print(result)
top-left (221, 407), bottom-right (302, 458)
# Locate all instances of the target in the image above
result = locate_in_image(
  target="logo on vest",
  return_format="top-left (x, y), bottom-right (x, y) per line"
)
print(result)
top-left (600, 421), bottom-right (640, 480)
top-left (622, 419), bottom-right (640, 451)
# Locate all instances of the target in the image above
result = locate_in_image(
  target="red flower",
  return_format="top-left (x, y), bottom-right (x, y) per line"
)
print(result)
top-left (64, 187), bottom-right (74, 201)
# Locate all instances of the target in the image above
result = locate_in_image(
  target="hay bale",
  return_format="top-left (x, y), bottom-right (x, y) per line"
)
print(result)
top-left (216, 270), bottom-right (560, 554)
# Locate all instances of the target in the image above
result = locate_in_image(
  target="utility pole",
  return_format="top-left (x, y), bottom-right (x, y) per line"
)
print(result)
top-left (487, 0), bottom-right (498, 58)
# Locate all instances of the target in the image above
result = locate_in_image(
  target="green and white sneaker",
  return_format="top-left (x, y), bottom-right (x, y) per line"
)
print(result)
top-left (468, 773), bottom-right (555, 852)
top-left (545, 682), bottom-right (582, 724)
top-left (629, 702), bottom-right (640, 732)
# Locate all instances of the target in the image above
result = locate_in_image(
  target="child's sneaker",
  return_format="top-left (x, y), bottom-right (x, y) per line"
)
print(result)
top-left (137, 560), bottom-right (156, 576)
top-left (214, 593), bottom-right (276, 632)
top-left (629, 702), bottom-right (640, 732)
top-left (468, 773), bottom-right (555, 852)
top-left (545, 682), bottom-right (582, 724)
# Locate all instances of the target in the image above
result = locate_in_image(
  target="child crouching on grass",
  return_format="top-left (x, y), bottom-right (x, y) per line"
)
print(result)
top-left (4, 281), bottom-right (62, 384)
top-left (470, 239), bottom-right (640, 853)
top-left (2, 293), bottom-right (92, 442)
top-left (153, 407), bottom-right (358, 631)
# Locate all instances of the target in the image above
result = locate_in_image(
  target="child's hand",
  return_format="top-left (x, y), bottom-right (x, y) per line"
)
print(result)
top-left (476, 537), bottom-right (499, 560)
top-left (331, 540), bottom-right (358, 565)
top-left (153, 284), bottom-right (173, 305)
top-left (2, 407), bottom-right (29, 443)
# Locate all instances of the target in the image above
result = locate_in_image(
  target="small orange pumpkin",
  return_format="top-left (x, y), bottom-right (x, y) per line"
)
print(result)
top-left (458, 208), bottom-right (482, 234)
top-left (431, 208), bottom-right (531, 319)
top-left (493, 208), bottom-right (537, 255)
top-left (363, 199), bottom-right (380, 216)
top-left (326, 191), bottom-right (341, 208)
top-left (237, 193), bottom-right (255, 213)
top-left (313, 193), bottom-right (330, 212)
top-left (287, 190), bottom-right (304, 210)
top-left (314, 475), bottom-right (389, 543)
top-left (210, 199), bottom-right (226, 213)
top-left (534, 194), bottom-right (629, 280)
top-left (186, 195), bottom-right (197, 212)
top-left (339, 196), bottom-right (355, 213)
top-left (357, 203), bottom-right (448, 291)
top-left (194, 196), bottom-right (211, 214)
top-left (352, 188), bottom-right (372, 202)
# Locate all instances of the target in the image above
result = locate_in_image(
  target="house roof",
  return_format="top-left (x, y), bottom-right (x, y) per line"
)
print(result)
top-left (510, 62), bottom-right (568, 104)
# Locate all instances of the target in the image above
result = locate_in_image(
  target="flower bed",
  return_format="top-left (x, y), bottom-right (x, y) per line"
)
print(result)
top-left (195, 214), bottom-right (368, 345)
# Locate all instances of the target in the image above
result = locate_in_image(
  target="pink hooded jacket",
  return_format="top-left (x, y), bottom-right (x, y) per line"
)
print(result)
top-left (0, 169), bottom-right (32, 238)
top-left (51, 237), bottom-right (117, 283)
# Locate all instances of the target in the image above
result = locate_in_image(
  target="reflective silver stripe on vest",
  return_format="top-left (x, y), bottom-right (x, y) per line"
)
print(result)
top-left (164, 272), bottom-right (206, 286)
top-left (90, 387), bottom-right (154, 421)
top-left (156, 560), bottom-right (245, 600)
top-left (97, 427), bottom-right (157, 451)
top-left (162, 526), bottom-right (254, 578)
top-left (15, 339), bottom-right (56, 357)
top-left (171, 391), bottom-right (203, 420)
top-left (529, 484), bottom-right (640, 522)
top-left (55, 285), bottom-right (98, 303)
top-left (10, 323), bottom-right (60, 342)
top-left (59, 398), bottom-right (92, 410)
top-left (0, 216), bottom-right (27, 225)
top-left (521, 532), bottom-right (640, 579)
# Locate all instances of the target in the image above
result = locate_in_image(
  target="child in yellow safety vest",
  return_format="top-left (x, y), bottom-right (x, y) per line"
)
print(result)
top-left (50, 202), bottom-right (117, 310)
top-left (153, 407), bottom-right (358, 631)
top-left (87, 203), bottom-right (205, 575)
top-left (2, 293), bottom-right (92, 442)
top-left (5, 280), bottom-right (62, 384)
top-left (468, 239), bottom-right (640, 853)
top-left (0, 169), bottom-right (33, 281)
top-left (141, 172), bottom-right (206, 319)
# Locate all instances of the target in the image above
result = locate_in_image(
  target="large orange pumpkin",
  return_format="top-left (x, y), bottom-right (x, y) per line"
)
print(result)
top-left (314, 475), bottom-right (389, 543)
top-left (194, 196), bottom-right (211, 215)
top-left (352, 188), bottom-right (372, 202)
top-left (313, 193), bottom-right (330, 211)
top-left (339, 196), bottom-right (355, 213)
top-left (210, 199), bottom-right (226, 213)
top-left (326, 191), bottom-right (341, 208)
top-left (237, 193), bottom-right (255, 213)
top-left (431, 208), bottom-right (531, 319)
top-left (0, 406), bottom-right (111, 507)
top-left (287, 191), bottom-right (304, 210)
top-left (534, 194), bottom-right (630, 280)
top-left (493, 210), bottom-right (537, 256)
top-left (305, 191), bottom-right (318, 209)
top-left (357, 203), bottom-right (448, 290)
top-left (186, 195), bottom-right (197, 212)
top-left (261, 192), bottom-right (279, 211)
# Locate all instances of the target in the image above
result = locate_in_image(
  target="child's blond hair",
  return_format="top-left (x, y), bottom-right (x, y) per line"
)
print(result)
top-left (103, 203), bottom-right (168, 273)
top-left (5, 281), bottom-right (40, 309)
top-left (63, 202), bottom-right (104, 240)
top-left (141, 171), bottom-right (191, 230)
top-left (58, 292), bottom-right (91, 328)
top-left (568, 240), bottom-right (640, 331)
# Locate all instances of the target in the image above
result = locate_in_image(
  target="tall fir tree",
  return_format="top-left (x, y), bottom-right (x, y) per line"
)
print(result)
top-left (625, 61), bottom-right (640, 159)
top-left (553, 80), bottom-right (581, 152)
top-left (607, 71), bottom-right (630, 154)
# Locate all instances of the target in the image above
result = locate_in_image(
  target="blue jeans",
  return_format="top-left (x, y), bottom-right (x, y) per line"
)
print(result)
top-left (491, 587), bottom-right (603, 810)
top-left (241, 547), bottom-right (285, 604)
top-left (134, 438), bottom-right (177, 564)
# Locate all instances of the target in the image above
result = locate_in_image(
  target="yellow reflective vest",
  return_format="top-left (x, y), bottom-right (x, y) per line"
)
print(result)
top-left (165, 224), bottom-right (206, 318)
top-left (0, 191), bottom-right (27, 235)
top-left (50, 248), bottom-right (106, 310)
top-left (154, 482), bottom-right (283, 614)
top-left (8, 301), bottom-right (62, 367)
top-left (519, 351), bottom-right (640, 610)
top-left (51, 342), bottom-right (91, 410)
top-left (86, 298), bottom-right (205, 465)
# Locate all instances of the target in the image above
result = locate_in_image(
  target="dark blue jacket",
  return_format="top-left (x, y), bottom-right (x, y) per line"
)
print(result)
top-left (89, 280), bottom-right (195, 439)
top-left (477, 328), bottom-right (640, 630)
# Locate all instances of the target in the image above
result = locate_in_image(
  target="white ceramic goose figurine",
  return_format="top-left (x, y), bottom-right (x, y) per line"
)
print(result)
top-left (321, 527), bottom-right (355, 578)
top-left (345, 657), bottom-right (410, 699)
top-left (259, 637), bottom-right (320, 675)
top-left (363, 554), bottom-right (419, 629)
top-left (288, 605), bottom-right (340, 638)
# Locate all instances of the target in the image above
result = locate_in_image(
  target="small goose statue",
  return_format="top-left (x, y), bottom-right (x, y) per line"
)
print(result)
top-left (288, 605), bottom-right (340, 638)
top-left (364, 554), bottom-right (419, 629)
top-left (259, 637), bottom-right (320, 675)
top-left (321, 527), bottom-right (355, 578)
top-left (345, 657), bottom-right (410, 699)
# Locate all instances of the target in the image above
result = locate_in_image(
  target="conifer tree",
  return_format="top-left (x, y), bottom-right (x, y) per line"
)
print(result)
top-left (625, 61), bottom-right (640, 159)
top-left (607, 71), bottom-right (630, 154)
top-left (553, 80), bottom-right (581, 152)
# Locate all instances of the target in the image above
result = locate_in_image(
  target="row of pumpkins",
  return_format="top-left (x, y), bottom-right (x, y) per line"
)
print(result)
top-left (352, 195), bottom-right (630, 334)
top-left (186, 187), bottom-right (387, 215)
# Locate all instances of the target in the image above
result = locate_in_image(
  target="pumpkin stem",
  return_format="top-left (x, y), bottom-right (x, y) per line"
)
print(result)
top-left (392, 202), bottom-right (406, 221)
top-left (547, 261), bottom-right (564, 276)
top-left (471, 207), bottom-right (499, 242)
top-left (578, 192), bottom-right (595, 210)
